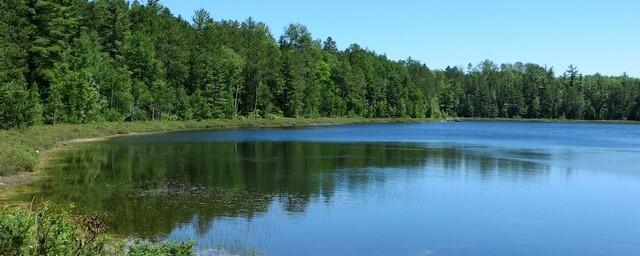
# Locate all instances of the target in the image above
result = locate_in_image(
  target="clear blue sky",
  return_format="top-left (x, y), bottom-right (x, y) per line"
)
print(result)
top-left (159, 0), bottom-right (638, 77)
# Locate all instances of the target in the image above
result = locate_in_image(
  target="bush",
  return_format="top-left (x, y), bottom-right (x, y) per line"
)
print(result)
top-left (126, 240), bottom-right (195, 256)
top-left (0, 205), bottom-right (195, 256)
top-left (0, 208), bottom-right (32, 256)
top-left (103, 109), bottom-right (125, 122)
top-left (265, 113), bottom-right (282, 120)
top-left (0, 205), bottom-right (98, 255)
top-left (6, 145), bottom-right (38, 173)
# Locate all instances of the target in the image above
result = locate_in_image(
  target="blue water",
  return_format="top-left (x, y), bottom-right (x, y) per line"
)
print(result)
top-left (29, 121), bottom-right (640, 255)
top-left (123, 121), bottom-right (640, 149)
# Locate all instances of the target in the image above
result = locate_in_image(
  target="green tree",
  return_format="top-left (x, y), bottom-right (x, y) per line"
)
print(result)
top-left (0, 0), bottom-right (32, 83)
top-left (205, 47), bottom-right (245, 118)
top-left (562, 65), bottom-right (585, 119)
top-left (126, 32), bottom-right (164, 120)
top-left (190, 89), bottom-right (210, 120)
top-left (238, 18), bottom-right (281, 116)
top-left (27, 0), bottom-right (82, 94)
top-left (0, 82), bottom-right (42, 128)
top-left (1, 0), bottom-right (640, 129)
top-left (316, 60), bottom-right (345, 116)
top-left (279, 24), bottom-right (318, 117)
top-left (93, 0), bottom-right (130, 61)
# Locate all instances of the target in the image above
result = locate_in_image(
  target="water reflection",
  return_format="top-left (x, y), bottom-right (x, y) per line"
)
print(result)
top-left (21, 141), bottom-right (550, 239)
top-left (10, 122), bottom-right (640, 255)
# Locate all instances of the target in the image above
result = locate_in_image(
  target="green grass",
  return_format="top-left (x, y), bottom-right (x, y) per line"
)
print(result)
top-left (0, 117), bottom-right (432, 176)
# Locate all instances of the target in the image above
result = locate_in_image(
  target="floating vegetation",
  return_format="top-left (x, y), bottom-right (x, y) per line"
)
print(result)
top-left (133, 180), bottom-right (276, 215)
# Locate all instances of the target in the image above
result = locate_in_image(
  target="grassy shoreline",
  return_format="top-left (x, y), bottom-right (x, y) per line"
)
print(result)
top-left (0, 117), bottom-right (433, 184)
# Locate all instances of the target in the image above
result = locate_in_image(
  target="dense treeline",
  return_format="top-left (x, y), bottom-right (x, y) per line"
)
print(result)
top-left (1, 0), bottom-right (639, 129)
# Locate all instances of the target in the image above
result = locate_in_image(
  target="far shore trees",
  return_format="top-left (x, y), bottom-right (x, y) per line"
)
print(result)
top-left (1, 0), bottom-right (639, 129)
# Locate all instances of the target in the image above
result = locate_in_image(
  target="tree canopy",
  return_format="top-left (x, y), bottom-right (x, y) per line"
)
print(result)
top-left (1, 0), bottom-right (639, 129)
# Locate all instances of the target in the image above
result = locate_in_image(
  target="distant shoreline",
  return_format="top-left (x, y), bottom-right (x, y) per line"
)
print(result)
top-left (455, 117), bottom-right (640, 125)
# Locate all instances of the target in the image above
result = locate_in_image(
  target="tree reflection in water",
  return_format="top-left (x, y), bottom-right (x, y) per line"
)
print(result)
top-left (20, 140), bottom-right (550, 239)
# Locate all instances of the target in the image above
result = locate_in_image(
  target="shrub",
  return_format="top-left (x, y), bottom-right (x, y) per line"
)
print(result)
top-left (8, 145), bottom-right (38, 173)
top-left (0, 208), bottom-right (32, 256)
top-left (265, 113), bottom-right (281, 120)
top-left (126, 240), bottom-right (196, 256)
top-left (0, 205), bottom-right (194, 256)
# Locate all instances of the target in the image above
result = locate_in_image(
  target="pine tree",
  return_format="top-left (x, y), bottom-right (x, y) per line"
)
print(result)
top-left (0, 0), bottom-right (639, 129)
top-left (0, 0), bottom-right (41, 127)
top-left (93, 0), bottom-right (130, 61)
top-left (0, 0), bottom-right (32, 83)
top-left (28, 0), bottom-right (77, 84)
top-left (323, 37), bottom-right (338, 53)
top-left (562, 65), bottom-right (586, 119)
top-left (279, 24), bottom-right (319, 117)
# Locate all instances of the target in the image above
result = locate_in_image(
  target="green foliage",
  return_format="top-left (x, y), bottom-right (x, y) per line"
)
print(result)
top-left (206, 47), bottom-right (245, 118)
top-left (0, 205), bottom-right (106, 255)
top-left (0, 0), bottom-right (638, 129)
top-left (93, 0), bottom-right (130, 61)
top-left (0, 82), bottom-right (42, 129)
top-left (126, 240), bottom-right (195, 256)
top-left (0, 207), bottom-right (32, 256)
top-left (0, 144), bottom-right (38, 174)
top-left (0, 205), bottom-right (195, 256)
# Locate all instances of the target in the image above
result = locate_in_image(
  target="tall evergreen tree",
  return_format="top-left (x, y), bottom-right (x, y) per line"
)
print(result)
top-left (279, 24), bottom-right (318, 117)
top-left (93, 0), bottom-right (130, 61)
top-left (0, 0), bottom-right (638, 129)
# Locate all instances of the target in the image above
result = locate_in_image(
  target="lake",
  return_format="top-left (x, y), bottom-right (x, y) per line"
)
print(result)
top-left (14, 121), bottom-right (640, 255)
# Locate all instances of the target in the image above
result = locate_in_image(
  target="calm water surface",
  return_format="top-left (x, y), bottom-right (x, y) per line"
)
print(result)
top-left (16, 121), bottom-right (640, 255)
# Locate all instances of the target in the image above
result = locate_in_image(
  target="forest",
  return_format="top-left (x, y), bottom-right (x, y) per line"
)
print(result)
top-left (1, 0), bottom-right (640, 129)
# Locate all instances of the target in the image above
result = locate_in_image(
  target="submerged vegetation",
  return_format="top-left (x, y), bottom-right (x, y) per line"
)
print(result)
top-left (1, 0), bottom-right (640, 131)
top-left (0, 205), bottom-right (194, 256)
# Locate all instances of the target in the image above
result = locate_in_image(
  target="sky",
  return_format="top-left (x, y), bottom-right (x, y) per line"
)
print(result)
top-left (159, 0), bottom-right (639, 77)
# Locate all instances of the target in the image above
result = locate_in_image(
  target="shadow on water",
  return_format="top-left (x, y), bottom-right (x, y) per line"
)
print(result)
top-left (16, 140), bottom-right (550, 240)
